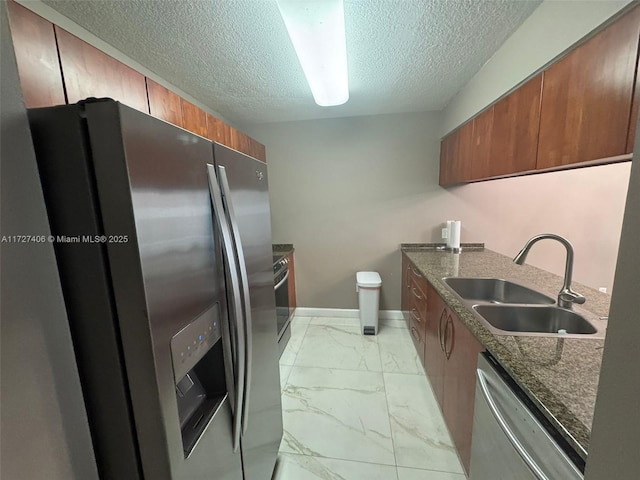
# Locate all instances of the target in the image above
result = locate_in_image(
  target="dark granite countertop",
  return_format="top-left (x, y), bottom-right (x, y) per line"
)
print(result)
top-left (401, 244), bottom-right (610, 460)
top-left (273, 244), bottom-right (294, 256)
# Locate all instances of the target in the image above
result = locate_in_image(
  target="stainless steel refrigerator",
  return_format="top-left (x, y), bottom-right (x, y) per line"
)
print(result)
top-left (28, 100), bottom-right (282, 480)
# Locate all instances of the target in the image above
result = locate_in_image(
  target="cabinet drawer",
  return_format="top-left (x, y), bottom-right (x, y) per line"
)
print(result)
top-left (408, 265), bottom-right (428, 295)
top-left (408, 316), bottom-right (425, 364)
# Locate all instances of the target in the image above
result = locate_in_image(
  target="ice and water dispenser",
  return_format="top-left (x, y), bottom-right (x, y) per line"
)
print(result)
top-left (170, 303), bottom-right (229, 457)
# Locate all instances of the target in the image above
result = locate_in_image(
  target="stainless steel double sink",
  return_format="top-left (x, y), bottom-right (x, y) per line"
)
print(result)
top-left (441, 277), bottom-right (605, 339)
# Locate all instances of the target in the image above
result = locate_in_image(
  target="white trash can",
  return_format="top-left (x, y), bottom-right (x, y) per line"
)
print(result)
top-left (356, 271), bottom-right (382, 335)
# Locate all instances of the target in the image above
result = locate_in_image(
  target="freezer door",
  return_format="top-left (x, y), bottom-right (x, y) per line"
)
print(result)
top-left (214, 143), bottom-right (283, 480)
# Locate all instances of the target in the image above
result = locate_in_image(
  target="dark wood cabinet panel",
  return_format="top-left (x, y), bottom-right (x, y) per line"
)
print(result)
top-left (6, 0), bottom-right (65, 108)
top-left (627, 46), bottom-right (640, 153)
top-left (55, 26), bottom-right (148, 112)
top-left (489, 74), bottom-right (542, 176)
top-left (401, 259), bottom-right (484, 475)
top-left (537, 6), bottom-right (640, 169)
top-left (401, 254), bottom-right (411, 327)
top-left (206, 113), bottom-right (232, 146)
top-left (407, 266), bottom-right (428, 366)
top-left (287, 252), bottom-right (297, 311)
top-left (442, 311), bottom-right (483, 475)
top-left (469, 107), bottom-right (494, 180)
top-left (250, 138), bottom-right (267, 162)
top-left (147, 79), bottom-right (183, 127)
top-left (424, 282), bottom-right (446, 405)
top-left (438, 133), bottom-right (456, 186)
top-left (181, 99), bottom-right (207, 137)
top-left (439, 121), bottom-right (473, 186)
top-left (230, 126), bottom-right (250, 156)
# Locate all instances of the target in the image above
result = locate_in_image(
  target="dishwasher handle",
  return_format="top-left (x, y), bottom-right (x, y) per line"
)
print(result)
top-left (476, 368), bottom-right (549, 480)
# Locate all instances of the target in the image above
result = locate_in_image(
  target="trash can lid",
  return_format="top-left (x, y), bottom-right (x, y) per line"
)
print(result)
top-left (357, 271), bottom-right (381, 287)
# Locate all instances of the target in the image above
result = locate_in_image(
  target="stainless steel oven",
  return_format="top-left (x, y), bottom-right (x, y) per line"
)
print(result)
top-left (273, 254), bottom-right (291, 357)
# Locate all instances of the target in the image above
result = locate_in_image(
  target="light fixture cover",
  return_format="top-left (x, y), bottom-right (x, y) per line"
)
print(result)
top-left (277, 0), bottom-right (349, 107)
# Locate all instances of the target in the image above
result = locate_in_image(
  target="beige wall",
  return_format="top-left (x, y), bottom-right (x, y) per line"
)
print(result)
top-left (248, 111), bottom-right (445, 309)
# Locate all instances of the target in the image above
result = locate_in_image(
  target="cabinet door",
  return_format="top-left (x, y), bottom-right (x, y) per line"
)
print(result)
top-left (287, 252), bottom-right (296, 311)
top-left (442, 311), bottom-right (483, 475)
top-left (489, 74), bottom-right (542, 177)
top-left (439, 122), bottom-right (473, 186)
top-left (408, 273), bottom-right (427, 366)
top-left (7, 1), bottom-right (65, 108)
top-left (537, 6), bottom-right (640, 169)
top-left (147, 79), bottom-right (183, 127)
top-left (438, 133), bottom-right (455, 186)
top-left (181, 99), bottom-right (208, 137)
top-left (249, 138), bottom-right (267, 162)
top-left (627, 45), bottom-right (640, 153)
top-left (401, 255), bottom-right (412, 326)
top-left (55, 26), bottom-right (148, 112)
top-left (469, 107), bottom-right (494, 181)
top-left (206, 113), bottom-right (232, 146)
top-left (424, 282), bottom-right (446, 405)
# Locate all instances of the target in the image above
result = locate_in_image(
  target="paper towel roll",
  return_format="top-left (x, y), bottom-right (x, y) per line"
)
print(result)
top-left (450, 221), bottom-right (461, 249)
top-left (446, 220), bottom-right (453, 248)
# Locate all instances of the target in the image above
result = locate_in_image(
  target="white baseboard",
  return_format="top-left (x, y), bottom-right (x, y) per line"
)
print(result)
top-left (294, 307), bottom-right (404, 320)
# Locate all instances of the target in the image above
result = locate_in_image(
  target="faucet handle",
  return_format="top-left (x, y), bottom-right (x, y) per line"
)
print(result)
top-left (558, 289), bottom-right (586, 308)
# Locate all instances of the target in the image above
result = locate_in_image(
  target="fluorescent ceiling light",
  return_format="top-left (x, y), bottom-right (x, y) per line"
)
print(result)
top-left (276, 0), bottom-right (349, 107)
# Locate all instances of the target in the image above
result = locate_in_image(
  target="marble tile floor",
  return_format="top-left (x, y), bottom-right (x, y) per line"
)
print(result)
top-left (274, 315), bottom-right (466, 480)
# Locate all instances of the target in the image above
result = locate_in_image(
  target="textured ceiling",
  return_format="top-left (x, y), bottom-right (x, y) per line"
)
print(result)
top-left (42, 0), bottom-right (541, 125)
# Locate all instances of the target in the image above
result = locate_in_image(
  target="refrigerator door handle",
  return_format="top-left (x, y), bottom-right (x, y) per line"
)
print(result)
top-left (207, 164), bottom-right (245, 453)
top-left (218, 165), bottom-right (253, 435)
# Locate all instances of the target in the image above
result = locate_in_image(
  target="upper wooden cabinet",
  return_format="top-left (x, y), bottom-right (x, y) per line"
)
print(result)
top-left (442, 309), bottom-right (483, 474)
top-left (205, 114), bottom-right (267, 162)
top-left (469, 107), bottom-right (494, 181)
top-left (7, 3), bottom-right (267, 162)
top-left (627, 58), bottom-right (640, 153)
top-left (440, 5), bottom-right (640, 185)
top-left (146, 79), bottom-right (183, 127)
top-left (537, 6), bottom-right (640, 169)
top-left (6, 0), bottom-right (65, 108)
top-left (55, 26), bottom-right (149, 113)
top-left (206, 113), bottom-right (232, 146)
top-left (181, 99), bottom-right (208, 137)
top-left (489, 74), bottom-right (542, 176)
top-left (439, 120), bottom-right (473, 185)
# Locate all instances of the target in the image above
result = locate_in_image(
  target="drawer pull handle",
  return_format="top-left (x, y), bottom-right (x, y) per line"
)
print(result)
top-left (410, 308), bottom-right (421, 323)
top-left (438, 308), bottom-right (447, 353)
top-left (410, 326), bottom-right (420, 341)
top-left (411, 287), bottom-right (424, 300)
top-left (444, 316), bottom-right (454, 359)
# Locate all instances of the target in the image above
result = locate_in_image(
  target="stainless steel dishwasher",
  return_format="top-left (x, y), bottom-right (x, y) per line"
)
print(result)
top-left (469, 353), bottom-right (584, 480)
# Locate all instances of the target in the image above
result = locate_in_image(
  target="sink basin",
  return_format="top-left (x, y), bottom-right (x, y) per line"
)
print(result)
top-left (443, 278), bottom-right (555, 305)
top-left (473, 305), bottom-right (601, 337)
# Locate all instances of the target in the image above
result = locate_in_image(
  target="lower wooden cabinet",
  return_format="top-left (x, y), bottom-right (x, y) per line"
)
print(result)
top-left (286, 251), bottom-right (297, 312)
top-left (401, 253), bottom-right (483, 476)
top-left (425, 281), bottom-right (483, 475)
top-left (401, 257), bottom-right (429, 365)
top-left (441, 305), bottom-right (483, 474)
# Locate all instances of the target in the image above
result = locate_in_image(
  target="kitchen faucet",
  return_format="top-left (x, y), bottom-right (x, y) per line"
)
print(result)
top-left (513, 234), bottom-right (586, 309)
